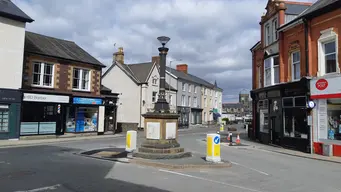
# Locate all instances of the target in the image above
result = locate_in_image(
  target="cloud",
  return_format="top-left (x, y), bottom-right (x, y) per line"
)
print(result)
top-left (13, 0), bottom-right (312, 102)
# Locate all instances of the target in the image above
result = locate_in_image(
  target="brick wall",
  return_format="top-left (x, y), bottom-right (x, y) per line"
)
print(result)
top-left (23, 54), bottom-right (102, 96)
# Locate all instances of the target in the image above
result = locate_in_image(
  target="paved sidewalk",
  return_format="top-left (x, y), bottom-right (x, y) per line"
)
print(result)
top-left (232, 138), bottom-right (341, 164)
top-left (0, 134), bottom-right (125, 148)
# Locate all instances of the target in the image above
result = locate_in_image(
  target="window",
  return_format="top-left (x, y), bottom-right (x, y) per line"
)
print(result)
top-left (205, 88), bottom-right (207, 95)
top-left (210, 90), bottom-right (213, 96)
top-left (181, 95), bottom-right (185, 106)
top-left (215, 91), bottom-right (218, 97)
top-left (210, 99), bottom-right (213, 106)
top-left (182, 83), bottom-right (186, 91)
top-left (152, 78), bottom-right (158, 85)
top-left (292, 51), bottom-right (301, 80)
top-left (272, 18), bottom-right (278, 41)
top-left (324, 41), bottom-right (337, 74)
top-left (168, 94), bottom-right (172, 105)
top-left (188, 84), bottom-right (191, 92)
top-left (194, 97), bottom-right (197, 107)
top-left (265, 24), bottom-right (271, 46)
top-left (0, 106), bottom-right (9, 132)
top-left (73, 68), bottom-right (90, 91)
top-left (215, 100), bottom-right (217, 108)
top-left (204, 98), bottom-right (207, 107)
top-left (188, 96), bottom-right (191, 107)
top-left (32, 62), bottom-right (54, 87)
top-left (273, 56), bottom-right (279, 84)
top-left (152, 91), bottom-right (157, 103)
top-left (194, 86), bottom-right (197, 93)
top-left (318, 28), bottom-right (339, 76)
top-left (264, 58), bottom-right (271, 86)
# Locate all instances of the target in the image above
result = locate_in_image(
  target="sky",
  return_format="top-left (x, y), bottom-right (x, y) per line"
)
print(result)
top-left (13, 0), bottom-right (316, 102)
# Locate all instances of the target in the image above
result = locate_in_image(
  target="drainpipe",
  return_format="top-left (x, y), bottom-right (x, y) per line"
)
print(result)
top-left (303, 18), bottom-right (313, 153)
top-left (303, 18), bottom-right (309, 76)
top-left (139, 85), bottom-right (142, 129)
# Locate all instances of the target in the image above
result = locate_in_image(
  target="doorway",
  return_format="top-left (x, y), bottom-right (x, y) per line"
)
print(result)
top-left (270, 117), bottom-right (280, 145)
top-left (104, 106), bottom-right (117, 133)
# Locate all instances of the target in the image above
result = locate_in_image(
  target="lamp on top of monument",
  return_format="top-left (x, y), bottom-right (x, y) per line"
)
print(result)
top-left (157, 36), bottom-right (170, 47)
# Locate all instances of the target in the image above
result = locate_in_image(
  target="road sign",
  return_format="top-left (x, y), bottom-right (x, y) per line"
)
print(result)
top-left (214, 136), bottom-right (220, 144)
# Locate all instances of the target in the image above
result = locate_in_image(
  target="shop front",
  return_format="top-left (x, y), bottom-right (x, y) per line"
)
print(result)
top-left (0, 89), bottom-right (22, 140)
top-left (251, 78), bottom-right (310, 152)
top-left (65, 97), bottom-right (103, 133)
top-left (177, 106), bottom-right (190, 129)
top-left (21, 92), bottom-right (70, 136)
top-left (311, 75), bottom-right (341, 157)
top-left (190, 108), bottom-right (202, 125)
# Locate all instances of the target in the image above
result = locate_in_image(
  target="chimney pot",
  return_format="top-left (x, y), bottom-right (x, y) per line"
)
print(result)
top-left (176, 64), bottom-right (188, 74)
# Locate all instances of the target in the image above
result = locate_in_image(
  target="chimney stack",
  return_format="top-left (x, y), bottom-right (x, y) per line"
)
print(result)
top-left (113, 47), bottom-right (124, 64)
top-left (176, 64), bottom-right (188, 74)
top-left (152, 56), bottom-right (160, 66)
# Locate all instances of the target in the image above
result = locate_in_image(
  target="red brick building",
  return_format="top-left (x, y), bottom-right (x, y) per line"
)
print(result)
top-left (250, 0), bottom-right (313, 152)
top-left (278, 0), bottom-right (341, 156)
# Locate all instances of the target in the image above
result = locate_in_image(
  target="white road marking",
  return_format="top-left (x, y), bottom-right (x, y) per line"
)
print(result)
top-left (14, 184), bottom-right (61, 192)
top-left (159, 169), bottom-right (267, 192)
top-left (231, 161), bottom-right (269, 176)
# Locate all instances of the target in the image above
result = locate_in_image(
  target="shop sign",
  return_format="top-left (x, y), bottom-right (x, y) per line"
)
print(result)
top-left (315, 79), bottom-right (328, 90)
top-left (311, 76), bottom-right (341, 99)
top-left (73, 97), bottom-right (102, 105)
top-left (0, 89), bottom-right (21, 102)
top-left (23, 93), bottom-right (69, 103)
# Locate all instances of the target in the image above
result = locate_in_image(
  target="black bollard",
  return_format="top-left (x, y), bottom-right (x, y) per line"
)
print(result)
top-left (229, 134), bottom-right (233, 146)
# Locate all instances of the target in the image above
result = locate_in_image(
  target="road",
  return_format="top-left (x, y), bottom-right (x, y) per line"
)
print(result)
top-left (0, 127), bottom-right (341, 192)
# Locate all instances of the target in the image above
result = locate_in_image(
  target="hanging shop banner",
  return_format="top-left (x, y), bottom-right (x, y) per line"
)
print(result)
top-left (73, 97), bottom-right (102, 105)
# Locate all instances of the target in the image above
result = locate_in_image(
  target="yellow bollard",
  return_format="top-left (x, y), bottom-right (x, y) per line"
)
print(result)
top-left (125, 130), bottom-right (137, 152)
top-left (206, 133), bottom-right (221, 162)
top-left (220, 124), bottom-right (224, 132)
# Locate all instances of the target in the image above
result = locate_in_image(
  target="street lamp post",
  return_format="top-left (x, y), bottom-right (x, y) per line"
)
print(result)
top-left (154, 36), bottom-right (171, 113)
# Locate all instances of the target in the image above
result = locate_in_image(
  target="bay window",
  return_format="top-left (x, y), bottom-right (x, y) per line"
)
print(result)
top-left (32, 62), bottom-right (54, 87)
top-left (264, 58), bottom-right (271, 86)
top-left (292, 51), bottom-right (301, 80)
top-left (265, 24), bottom-right (271, 46)
top-left (264, 56), bottom-right (280, 87)
top-left (273, 56), bottom-right (280, 84)
top-left (272, 18), bottom-right (278, 41)
top-left (73, 68), bottom-right (90, 91)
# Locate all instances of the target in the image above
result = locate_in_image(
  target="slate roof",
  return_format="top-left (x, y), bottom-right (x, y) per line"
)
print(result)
top-left (25, 31), bottom-right (105, 67)
top-left (285, 3), bottom-right (310, 15)
top-left (223, 103), bottom-right (243, 109)
top-left (166, 66), bottom-right (223, 91)
top-left (128, 62), bottom-right (154, 83)
top-left (0, 0), bottom-right (33, 22)
top-left (279, 0), bottom-right (340, 30)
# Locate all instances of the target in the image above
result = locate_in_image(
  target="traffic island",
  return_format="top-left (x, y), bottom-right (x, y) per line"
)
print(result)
top-left (132, 112), bottom-right (192, 160)
top-left (79, 148), bottom-right (130, 163)
top-left (130, 153), bottom-right (231, 170)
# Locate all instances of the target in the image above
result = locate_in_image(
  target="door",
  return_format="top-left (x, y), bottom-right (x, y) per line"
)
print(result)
top-left (270, 117), bottom-right (280, 145)
top-left (104, 106), bottom-right (116, 133)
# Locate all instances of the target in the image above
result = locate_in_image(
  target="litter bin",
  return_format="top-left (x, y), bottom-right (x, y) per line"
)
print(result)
top-left (323, 144), bottom-right (333, 156)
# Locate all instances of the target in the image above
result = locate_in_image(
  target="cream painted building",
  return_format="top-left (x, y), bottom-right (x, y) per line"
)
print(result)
top-left (102, 48), bottom-right (177, 130)
top-left (201, 84), bottom-right (223, 124)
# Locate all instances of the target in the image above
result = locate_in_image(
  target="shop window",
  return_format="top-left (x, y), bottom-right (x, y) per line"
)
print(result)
top-left (291, 51), bottom-right (301, 80)
top-left (283, 108), bottom-right (308, 138)
top-left (326, 99), bottom-right (341, 140)
top-left (0, 105), bottom-right (9, 132)
top-left (73, 68), bottom-right (90, 91)
top-left (32, 62), bottom-right (54, 87)
top-left (66, 107), bottom-right (98, 133)
top-left (260, 109), bottom-right (269, 133)
top-left (21, 103), bottom-right (56, 135)
top-left (294, 96), bottom-right (306, 107)
top-left (283, 97), bottom-right (294, 108)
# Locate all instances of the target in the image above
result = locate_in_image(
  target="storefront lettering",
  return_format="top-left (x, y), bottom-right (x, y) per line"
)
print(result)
top-left (316, 79), bottom-right (328, 91)
top-left (24, 95), bottom-right (47, 101)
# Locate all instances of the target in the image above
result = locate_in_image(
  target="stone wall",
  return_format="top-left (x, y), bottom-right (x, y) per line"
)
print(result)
top-left (117, 122), bottom-right (138, 132)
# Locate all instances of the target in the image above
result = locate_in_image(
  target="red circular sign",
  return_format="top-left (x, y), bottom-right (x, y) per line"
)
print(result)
top-left (316, 79), bottom-right (328, 90)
